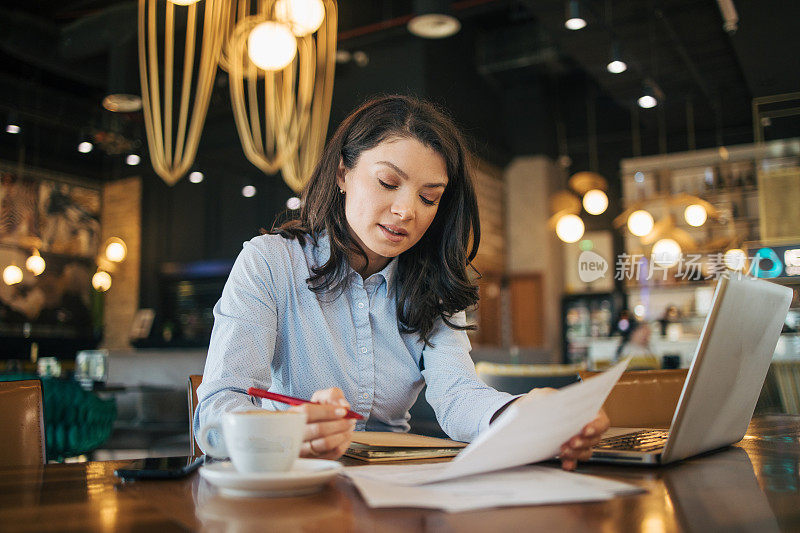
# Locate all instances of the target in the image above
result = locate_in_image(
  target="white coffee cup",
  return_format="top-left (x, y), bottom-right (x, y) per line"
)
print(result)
top-left (198, 410), bottom-right (306, 473)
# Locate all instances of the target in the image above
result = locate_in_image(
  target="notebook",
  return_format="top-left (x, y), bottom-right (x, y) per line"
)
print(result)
top-left (345, 431), bottom-right (467, 462)
top-left (590, 275), bottom-right (793, 465)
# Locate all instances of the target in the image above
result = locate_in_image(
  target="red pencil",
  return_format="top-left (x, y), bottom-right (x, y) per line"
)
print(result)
top-left (247, 387), bottom-right (364, 420)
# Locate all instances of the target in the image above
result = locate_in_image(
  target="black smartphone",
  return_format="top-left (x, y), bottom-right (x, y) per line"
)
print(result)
top-left (114, 456), bottom-right (205, 481)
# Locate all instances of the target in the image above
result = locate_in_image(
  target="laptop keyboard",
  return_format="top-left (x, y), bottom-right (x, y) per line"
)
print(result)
top-left (595, 430), bottom-right (670, 453)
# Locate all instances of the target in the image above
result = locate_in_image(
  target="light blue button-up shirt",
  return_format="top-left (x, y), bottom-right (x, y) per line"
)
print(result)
top-left (194, 233), bottom-right (514, 447)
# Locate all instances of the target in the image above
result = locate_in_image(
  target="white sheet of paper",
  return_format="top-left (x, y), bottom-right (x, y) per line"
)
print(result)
top-left (345, 463), bottom-right (642, 512)
top-left (399, 357), bottom-right (630, 485)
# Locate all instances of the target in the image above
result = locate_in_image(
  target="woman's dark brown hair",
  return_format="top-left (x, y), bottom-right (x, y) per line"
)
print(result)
top-left (274, 94), bottom-right (480, 345)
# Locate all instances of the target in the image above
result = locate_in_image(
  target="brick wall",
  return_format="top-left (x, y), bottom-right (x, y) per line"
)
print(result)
top-left (100, 177), bottom-right (141, 350)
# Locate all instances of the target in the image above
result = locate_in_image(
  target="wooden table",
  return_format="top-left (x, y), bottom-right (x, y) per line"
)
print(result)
top-left (1, 415), bottom-right (799, 532)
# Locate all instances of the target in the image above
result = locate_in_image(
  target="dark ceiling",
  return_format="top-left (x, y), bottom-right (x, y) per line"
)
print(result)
top-left (0, 0), bottom-right (798, 185)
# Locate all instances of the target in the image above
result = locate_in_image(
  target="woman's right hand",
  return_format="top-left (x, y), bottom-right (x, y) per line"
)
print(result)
top-left (289, 387), bottom-right (356, 460)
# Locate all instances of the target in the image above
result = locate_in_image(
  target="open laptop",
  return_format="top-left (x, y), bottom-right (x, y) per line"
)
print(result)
top-left (590, 275), bottom-right (793, 465)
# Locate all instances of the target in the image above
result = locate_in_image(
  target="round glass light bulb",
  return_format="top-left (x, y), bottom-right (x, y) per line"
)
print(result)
top-left (105, 241), bottom-right (127, 263)
top-left (607, 60), bottom-right (627, 74)
top-left (26, 254), bottom-right (45, 276)
top-left (286, 196), bottom-right (301, 210)
top-left (633, 304), bottom-right (646, 318)
top-left (126, 154), bottom-right (140, 165)
top-left (3, 265), bottom-right (23, 285)
top-left (638, 95), bottom-right (657, 109)
top-left (248, 22), bottom-right (297, 71)
top-left (627, 210), bottom-right (654, 237)
top-left (189, 171), bottom-right (204, 183)
top-left (565, 17), bottom-right (586, 30)
top-left (652, 238), bottom-right (682, 268)
top-left (78, 141), bottom-right (93, 153)
top-left (275, 0), bottom-right (325, 36)
top-left (724, 248), bottom-right (747, 271)
top-left (242, 185), bottom-right (257, 198)
top-left (555, 214), bottom-right (585, 243)
top-left (92, 271), bottom-right (112, 292)
top-left (582, 189), bottom-right (608, 215)
top-left (684, 204), bottom-right (707, 227)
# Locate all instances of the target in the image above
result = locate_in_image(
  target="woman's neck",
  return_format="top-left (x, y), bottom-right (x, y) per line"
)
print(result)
top-left (348, 251), bottom-right (390, 279)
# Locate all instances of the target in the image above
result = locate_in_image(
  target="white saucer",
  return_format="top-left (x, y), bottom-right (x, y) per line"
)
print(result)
top-left (199, 459), bottom-right (343, 498)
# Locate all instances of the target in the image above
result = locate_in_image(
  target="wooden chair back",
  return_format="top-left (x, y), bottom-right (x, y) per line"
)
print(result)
top-left (187, 374), bottom-right (203, 456)
top-left (0, 380), bottom-right (46, 466)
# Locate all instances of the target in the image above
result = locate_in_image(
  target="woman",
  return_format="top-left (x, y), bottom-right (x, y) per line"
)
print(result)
top-left (194, 95), bottom-right (607, 470)
top-left (616, 321), bottom-right (660, 370)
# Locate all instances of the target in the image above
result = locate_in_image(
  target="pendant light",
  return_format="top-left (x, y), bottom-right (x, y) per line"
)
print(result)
top-left (408, 0), bottom-right (461, 39)
top-left (607, 42), bottom-right (627, 74)
top-left (565, 0), bottom-right (587, 30)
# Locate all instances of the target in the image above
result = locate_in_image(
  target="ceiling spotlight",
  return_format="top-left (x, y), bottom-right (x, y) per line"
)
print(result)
top-left (189, 171), bottom-right (204, 183)
top-left (564, 0), bottom-right (587, 30)
top-left (242, 185), bottom-right (257, 198)
top-left (5, 112), bottom-right (20, 134)
top-left (78, 141), bottom-right (93, 153)
top-left (126, 154), bottom-right (141, 166)
top-left (606, 43), bottom-right (627, 74)
top-left (168, 0), bottom-right (201, 5)
top-left (286, 196), bottom-right (302, 210)
top-left (638, 84), bottom-right (658, 109)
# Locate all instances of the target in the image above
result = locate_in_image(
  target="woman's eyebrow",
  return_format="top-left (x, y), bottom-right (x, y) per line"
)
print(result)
top-left (376, 161), bottom-right (447, 189)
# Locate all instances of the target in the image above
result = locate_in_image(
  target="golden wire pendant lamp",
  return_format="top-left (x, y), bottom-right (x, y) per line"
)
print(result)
top-left (218, 0), bottom-right (257, 75)
top-left (138, 0), bottom-right (230, 185)
top-left (227, 0), bottom-right (337, 193)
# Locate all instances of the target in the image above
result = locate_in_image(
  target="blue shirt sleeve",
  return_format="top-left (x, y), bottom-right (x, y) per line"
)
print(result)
top-left (421, 310), bottom-right (517, 442)
top-left (192, 238), bottom-right (284, 450)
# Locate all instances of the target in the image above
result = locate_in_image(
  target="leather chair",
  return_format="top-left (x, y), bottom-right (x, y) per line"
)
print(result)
top-left (187, 374), bottom-right (203, 455)
top-left (0, 379), bottom-right (46, 466)
top-left (579, 369), bottom-right (689, 428)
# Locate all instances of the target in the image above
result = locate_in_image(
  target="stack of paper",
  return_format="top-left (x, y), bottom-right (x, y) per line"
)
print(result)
top-left (345, 463), bottom-right (642, 512)
top-left (343, 358), bottom-right (642, 511)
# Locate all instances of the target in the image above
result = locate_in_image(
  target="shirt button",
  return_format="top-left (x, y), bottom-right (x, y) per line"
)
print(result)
top-left (362, 393), bottom-right (369, 399)
top-left (357, 302), bottom-right (365, 309)
top-left (361, 347), bottom-right (368, 353)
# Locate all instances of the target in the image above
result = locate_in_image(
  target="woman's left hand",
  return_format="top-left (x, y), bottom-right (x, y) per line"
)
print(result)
top-left (558, 409), bottom-right (610, 471)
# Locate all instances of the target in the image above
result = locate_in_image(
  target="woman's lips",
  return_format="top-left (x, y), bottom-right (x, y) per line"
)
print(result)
top-left (378, 224), bottom-right (407, 242)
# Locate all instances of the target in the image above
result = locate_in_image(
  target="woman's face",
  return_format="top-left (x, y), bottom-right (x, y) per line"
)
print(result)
top-left (337, 136), bottom-right (448, 275)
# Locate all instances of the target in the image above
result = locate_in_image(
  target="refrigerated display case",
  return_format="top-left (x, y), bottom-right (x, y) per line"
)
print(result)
top-left (562, 292), bottom-right (626, 364)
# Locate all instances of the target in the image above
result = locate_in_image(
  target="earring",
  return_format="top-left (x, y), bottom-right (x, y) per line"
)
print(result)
top-left (339, 188), bottom-right (345, 194)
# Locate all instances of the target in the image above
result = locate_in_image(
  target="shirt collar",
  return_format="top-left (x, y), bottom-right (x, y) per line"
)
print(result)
top-left (311, 231), bottom-right (397, 294)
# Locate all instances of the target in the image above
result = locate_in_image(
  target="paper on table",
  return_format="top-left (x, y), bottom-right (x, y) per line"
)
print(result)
top-left (345, 462), bottom-right (642, 512)
top-left (385, 357), bottom-right (630, 486)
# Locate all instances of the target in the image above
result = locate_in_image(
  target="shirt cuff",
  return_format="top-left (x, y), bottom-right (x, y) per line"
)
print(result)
top-left (477, 393), bottom-right (525, 435)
